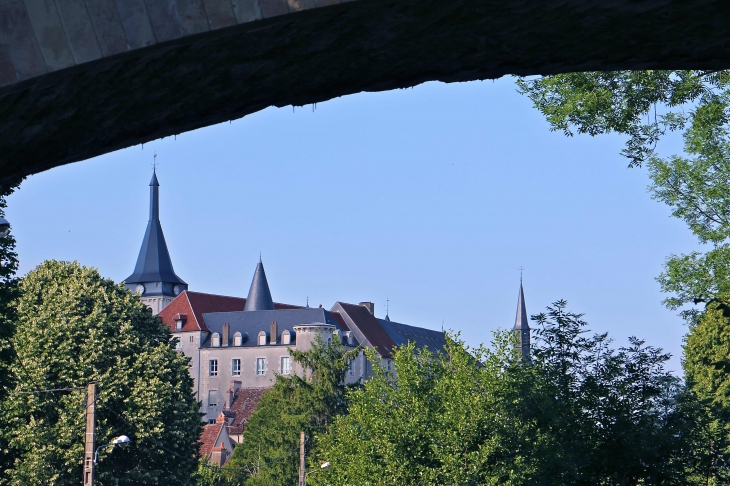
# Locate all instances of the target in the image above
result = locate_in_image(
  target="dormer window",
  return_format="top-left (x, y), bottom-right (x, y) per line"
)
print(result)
top-left (173, 313), bottom-right (187, 332)
top-left (258, 331), bottom-right (267, 346)
top-left (212, 332), bottom-right (221, 347)
top-left (282, 330), bottom-right (291, 345)
top-left (233, 332), bottom-right (242, 347)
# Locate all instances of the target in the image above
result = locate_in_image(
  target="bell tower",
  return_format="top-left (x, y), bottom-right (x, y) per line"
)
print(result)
top-left (124, 169), bottom-right (187, 314)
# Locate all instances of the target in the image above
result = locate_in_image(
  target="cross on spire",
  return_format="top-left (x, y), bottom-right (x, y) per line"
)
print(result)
top-left (518, 266), bottom-right (525, 283)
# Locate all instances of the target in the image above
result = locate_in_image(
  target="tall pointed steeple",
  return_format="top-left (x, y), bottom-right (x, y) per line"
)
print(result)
top-left (243, 258), bottom-right (275, 311)
top-left (514, 279), bottom-right (530, 362)
top-left (125, 170), bottom-right (187, 314)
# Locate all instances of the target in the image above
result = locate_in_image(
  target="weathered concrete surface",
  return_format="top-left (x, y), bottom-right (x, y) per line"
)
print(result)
top-left (1, 0), bottom-right (729, 183)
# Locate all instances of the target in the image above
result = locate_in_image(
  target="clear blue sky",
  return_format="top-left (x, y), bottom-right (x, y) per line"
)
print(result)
top-left (9, 77), bottom-right (697, 372)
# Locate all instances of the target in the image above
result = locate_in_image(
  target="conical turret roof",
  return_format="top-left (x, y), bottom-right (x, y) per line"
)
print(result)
top-left (125, 170), bottom-right (186, 285)
top-left (514, 282), bottom-right (529, 331)
top-left (243, 259), bottom-right (274, 311)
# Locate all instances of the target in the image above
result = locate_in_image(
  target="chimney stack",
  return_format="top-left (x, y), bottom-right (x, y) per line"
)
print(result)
top-left (359, 302), bottom-right (375, 315)
top-left (270, 321), bottom-right (278, 345)
top-left (222, 323), bottom-right (229, 346)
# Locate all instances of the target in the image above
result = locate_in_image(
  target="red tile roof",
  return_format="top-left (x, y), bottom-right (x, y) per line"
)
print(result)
top-left (159, 291), bottom-right (303, 332)
top-left (328, 311), bottom-right (350, 332)
top-left (199, 423), bottom-right (224, 458)
top-left (335, 302), bottom-right (397, 358)
top-left (227, 387), bottom-right (267, 435)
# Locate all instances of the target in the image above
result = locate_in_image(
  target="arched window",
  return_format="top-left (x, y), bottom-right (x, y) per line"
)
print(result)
top-left (281, 329), bottom-right (291, 345)
top-left (212, 332), bottom-right (220, 347)
top-left (233, 332), bottom-right (242, 347)
top-left (258, 331), bottom-right (267, 346)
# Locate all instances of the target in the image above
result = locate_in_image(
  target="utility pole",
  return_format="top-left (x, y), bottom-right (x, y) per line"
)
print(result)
top-left (299, 431), bottom-right (305, 486)
top-left (83, 383), bottom-right (96, 486)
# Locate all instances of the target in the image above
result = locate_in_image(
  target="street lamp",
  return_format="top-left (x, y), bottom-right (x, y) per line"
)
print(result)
top-left (0, 217), bottom-right (10, 238)
top-left (305, 461), bottom-right (331, 482)
top-left (94, 435), bottom-right (131, 464)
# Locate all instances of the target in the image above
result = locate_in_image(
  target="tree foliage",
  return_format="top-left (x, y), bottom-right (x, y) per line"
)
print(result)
top-left (313, 301), bottom-right (687, 486)
top-left (0, 179), bottom-right (21, 480)
top-left (1, 261), bottom-right (201, 486)
top-left (517, 71), bottom-right (730, 316)
top-left (224, 335), bottom-right (360, 485)
top-left (681, 293), bottom-right (730, 483)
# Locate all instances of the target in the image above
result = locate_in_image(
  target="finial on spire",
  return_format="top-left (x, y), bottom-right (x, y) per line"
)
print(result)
top-left (518, 266), bottom-right (525, 284)
top-left (152, 152), bottom-right (158, 172)
top-left (259, 252), bottom-right (262, 263)
top-left (306, 296), bottom-right (309, 308)
top-left (385, 298), bottom-right (390, 321)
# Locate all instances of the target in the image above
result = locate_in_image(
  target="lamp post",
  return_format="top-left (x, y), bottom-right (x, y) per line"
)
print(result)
top-left (304, 461), bottom-right (330, 484)
top-left (94, 435), bottom-right (131, 464)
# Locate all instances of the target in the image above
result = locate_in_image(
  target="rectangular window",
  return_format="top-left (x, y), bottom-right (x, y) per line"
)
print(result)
top-left (208, 390), bottom-right (217, 407)
top-left (209, 359), bottom-right (218, 376)
top-left (386, 359), bottom-right (391, 371)
top-left (256, 358), bottom-right (266, 376)
top-left (281, 356), bottom-right (290, 375)
top-left (190, 335), bottom-right (194, 343)
top-left (175, 338), bottom-right (182, 351)
top-left (232, 359), bottom-right (241, 376)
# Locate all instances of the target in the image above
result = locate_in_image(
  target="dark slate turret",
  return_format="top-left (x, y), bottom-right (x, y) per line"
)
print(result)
top-left (125, 170), bottom-right (187, 313)
top-left (514, 281), bottom-right (530, 362)
top-left (243, 259), bottom-right (275, 311)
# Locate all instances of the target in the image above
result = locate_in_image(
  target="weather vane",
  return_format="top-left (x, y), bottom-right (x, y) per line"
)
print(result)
top-left (152, 152), bottom-right (158, 171)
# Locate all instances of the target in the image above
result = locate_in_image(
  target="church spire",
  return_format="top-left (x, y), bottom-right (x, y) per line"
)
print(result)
top-left (243, 259), bottom-right (275, 311)
top-left (125, 170), bottom-right (187, 314)
top-left (514, 279), bottom-right (530, 362)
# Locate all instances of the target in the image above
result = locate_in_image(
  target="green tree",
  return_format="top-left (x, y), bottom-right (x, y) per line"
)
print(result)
top-left (531, 301), bottom-right (684, 485)
top-left (2, 260), bottom-right (202, 486)
top-left (312, 334), bottom-right (539, 486)
top-left (0, 179), bottom-right (21, 398)
top-left (681, 294), bottom-right (730, 483)
top-left (225, 335), bottom-right (360, 485)
top-left (0, 179), bottom-right (23, 480)
top-left (314, 302), bottom-right (686, 486)
top-left (516, 71), bottom-right (730, 319)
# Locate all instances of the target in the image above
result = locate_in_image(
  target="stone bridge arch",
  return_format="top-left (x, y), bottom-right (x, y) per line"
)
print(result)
top-left (0, 0), bottom-right (728, 182)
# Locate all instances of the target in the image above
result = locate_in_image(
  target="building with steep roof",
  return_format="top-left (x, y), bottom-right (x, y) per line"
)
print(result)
top-left (124, 170), bottom-right (187, 314)
top-left (124, 171), bottom-right (529, 433)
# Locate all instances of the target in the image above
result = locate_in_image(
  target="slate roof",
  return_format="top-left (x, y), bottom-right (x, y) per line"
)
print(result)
top-left (158, 291), bottom-right (303, 332)
top-left (378, 318), bottom-right (446, 354)
top-left (125, 170), bottom-right (186, 286)
top-left (243, 260), bottom-right (274, 311)
top-left (201, 308), bottom-right (347, 347)
top-left (514, 283), bottom-right (530, 330)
